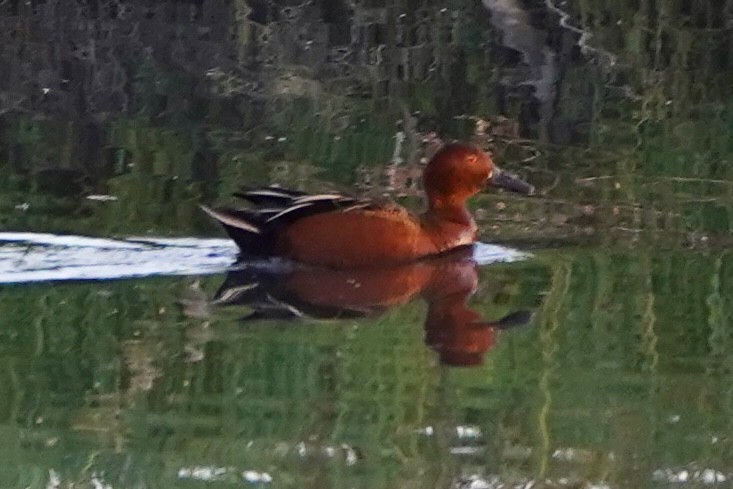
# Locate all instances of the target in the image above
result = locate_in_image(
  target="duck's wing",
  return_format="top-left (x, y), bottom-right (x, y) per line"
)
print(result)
top-left (227, 186), bottom-right (372, 224)
top-left (201, 186), bottom-right (377, 255)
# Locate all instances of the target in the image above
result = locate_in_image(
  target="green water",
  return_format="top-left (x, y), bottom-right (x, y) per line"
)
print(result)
top-left (0, 249), bottom-right (730, 487)
top-left (1, 1), bottom-right (733, 487)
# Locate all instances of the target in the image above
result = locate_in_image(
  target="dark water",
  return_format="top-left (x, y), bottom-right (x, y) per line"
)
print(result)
top-left (1, 1), bottom-right (733, 487)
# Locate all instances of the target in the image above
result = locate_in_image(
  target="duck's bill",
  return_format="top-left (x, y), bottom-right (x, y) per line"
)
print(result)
top-left (489, 166), bottom-right (535, 195)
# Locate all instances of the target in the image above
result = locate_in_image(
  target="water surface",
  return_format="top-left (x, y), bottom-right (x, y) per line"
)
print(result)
top-left (0, 1), bottom-right (732, 488)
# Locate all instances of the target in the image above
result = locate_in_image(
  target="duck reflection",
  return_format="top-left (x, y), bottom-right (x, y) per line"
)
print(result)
top-left (213, 248), bottom-right (532, 367)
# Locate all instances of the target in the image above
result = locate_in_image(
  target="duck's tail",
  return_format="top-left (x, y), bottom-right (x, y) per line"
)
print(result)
top-left (200, 205), bottom-right (271, 255)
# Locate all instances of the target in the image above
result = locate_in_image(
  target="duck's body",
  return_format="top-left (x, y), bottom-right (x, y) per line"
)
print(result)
top-left (202, 144), bottom-right (533, 268)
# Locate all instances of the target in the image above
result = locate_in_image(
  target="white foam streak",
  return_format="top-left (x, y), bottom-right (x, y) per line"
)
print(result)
top-left (0, 233), bottom-right (237, 284)
top-left (473, 242), bottom-right (530, 264)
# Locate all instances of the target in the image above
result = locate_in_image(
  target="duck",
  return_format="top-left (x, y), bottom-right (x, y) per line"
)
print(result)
top-left (201, 143), bottom-right (534, 268)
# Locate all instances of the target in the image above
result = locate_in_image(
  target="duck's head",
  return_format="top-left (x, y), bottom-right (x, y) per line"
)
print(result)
top-left (423, 144), bottom-right (534, 209)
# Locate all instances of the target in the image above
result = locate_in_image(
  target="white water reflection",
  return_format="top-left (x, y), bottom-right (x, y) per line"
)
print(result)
top-left (0, 233), bottom-right (528, 284)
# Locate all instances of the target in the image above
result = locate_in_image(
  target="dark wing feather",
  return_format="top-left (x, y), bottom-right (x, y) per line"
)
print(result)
top-left (235, 186), bottom-right (375, 227)
top-left (233, 186), bottom-right (309, 206)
